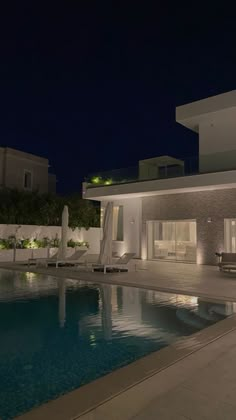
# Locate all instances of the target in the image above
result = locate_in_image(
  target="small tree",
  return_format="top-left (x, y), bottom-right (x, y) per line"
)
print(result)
top-left (66, 194), bottom-right (100, 230)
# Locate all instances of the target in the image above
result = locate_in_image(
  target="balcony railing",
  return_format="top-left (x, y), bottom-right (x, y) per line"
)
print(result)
top-left (85, 153), bottom-right (236, 189)
top-left (85, 156), bottom-right (199, 188)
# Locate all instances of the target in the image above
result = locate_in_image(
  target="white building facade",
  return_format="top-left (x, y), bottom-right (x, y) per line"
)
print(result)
top-left (83, 90), bottom-right (236, 265)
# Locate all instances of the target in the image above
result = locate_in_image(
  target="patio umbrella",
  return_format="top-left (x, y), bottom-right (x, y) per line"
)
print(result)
top-left (13, 225), bottom-right (21, 262)
top-left (60, 205), bottom-right (69, 259)
top-left (98, 201), bottom-right (113, 265)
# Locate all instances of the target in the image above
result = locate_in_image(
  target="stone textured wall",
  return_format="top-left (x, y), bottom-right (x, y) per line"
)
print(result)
top-left (142, 188), bottom-right (236, 265)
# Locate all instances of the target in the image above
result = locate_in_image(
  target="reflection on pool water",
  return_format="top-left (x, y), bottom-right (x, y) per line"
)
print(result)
top-left (0, 269), bottom-right (234, 419)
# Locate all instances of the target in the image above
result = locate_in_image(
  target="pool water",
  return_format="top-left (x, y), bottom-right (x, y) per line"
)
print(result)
top-left (0, 269), bottom-right (230, 419)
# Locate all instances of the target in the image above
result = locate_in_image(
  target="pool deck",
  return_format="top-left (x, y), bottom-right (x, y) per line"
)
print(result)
top-left (79, 321), bottom-right (236, 420)
top-left (2, 260), bottom-right (236, 419)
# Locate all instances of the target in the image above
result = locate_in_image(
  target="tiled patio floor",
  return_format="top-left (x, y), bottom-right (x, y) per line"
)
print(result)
top-left (78, 326), bottom-right (236, 420)
top-left (131, 260), bottom-right (236, 301)
top-left (132, 330), bottom-right (236, 420)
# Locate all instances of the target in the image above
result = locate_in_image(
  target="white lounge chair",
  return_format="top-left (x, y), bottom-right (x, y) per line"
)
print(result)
top-left (77, 251), bottom-right (120, 269)
top-left (76, 251), bottom-right (118, 267)
top-left (92, 252), bottom-right (136, 274)
top-left (55, 249), bottom-right (87, 268)
top-left (28, 250), bottom-right (59, 267)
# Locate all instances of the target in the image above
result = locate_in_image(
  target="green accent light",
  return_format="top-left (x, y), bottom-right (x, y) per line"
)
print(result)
top-left (104, 179), bottom-right (112, 185)
top-left (91, 176), bottom-right (102, 184)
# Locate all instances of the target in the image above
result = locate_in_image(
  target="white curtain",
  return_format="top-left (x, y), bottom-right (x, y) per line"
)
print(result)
top-left (224, 219), bottom-right (236, 252)
top-left (189, 221), bottom-right (197, 243)
top-left (163, 222), bottom-right (175, 241)
top-left (176, 221), bottom-right (196, 243)
top-left (176, 222), bottom-right (188, 242)
top-left (154, 220), bottom-right (196, 244)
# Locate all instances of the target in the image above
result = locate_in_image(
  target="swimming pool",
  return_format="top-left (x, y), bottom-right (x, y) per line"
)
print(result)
top-left (0, 269), bottom-right (231, 419)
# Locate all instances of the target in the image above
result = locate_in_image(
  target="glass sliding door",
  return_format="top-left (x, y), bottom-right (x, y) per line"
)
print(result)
top-left (154, 221), bottom-right (176, 260)
top-left (175, 221), bottom-right (197, 261)
top-left (224, 219), bottom-right (236, 252)
top-left (147, 220), bottom-right (197, 262)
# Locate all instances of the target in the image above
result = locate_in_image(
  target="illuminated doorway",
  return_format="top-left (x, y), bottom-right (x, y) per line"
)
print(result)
top-left (147, 220), bottom-right (197, 262)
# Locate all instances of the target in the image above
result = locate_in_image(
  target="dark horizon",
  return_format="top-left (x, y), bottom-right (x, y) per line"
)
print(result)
top-left (0, 4), bottom-right (235, 194)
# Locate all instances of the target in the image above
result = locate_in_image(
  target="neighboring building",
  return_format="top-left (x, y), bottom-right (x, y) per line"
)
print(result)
top-left (83, 90), bottom-right (236, 265)
top-left (0, 147), bottom-right (56, 193)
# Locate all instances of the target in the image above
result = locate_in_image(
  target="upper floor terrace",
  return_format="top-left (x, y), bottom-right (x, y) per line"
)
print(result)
top-left (83, 91), bottom-right (236, 201)
top-left (83, 154), bottom-right (236, 201)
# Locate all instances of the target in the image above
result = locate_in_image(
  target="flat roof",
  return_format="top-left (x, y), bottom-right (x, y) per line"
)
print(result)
top-left (139, 155), bottom-right (184, 166)
top-left (83, 169), bottom-right (236, 201)
top-left (176, 90), bottom-right (236, 132)
top-left (0, 147), bottom-right (49, 165)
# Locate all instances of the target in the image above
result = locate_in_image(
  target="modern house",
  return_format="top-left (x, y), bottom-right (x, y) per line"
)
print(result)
top-left (83, 90), bottom-right (236, 265)
top-left (0, 147), bottom-right (56, 193)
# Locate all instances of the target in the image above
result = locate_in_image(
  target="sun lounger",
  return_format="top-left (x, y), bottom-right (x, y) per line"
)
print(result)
top-left (92, 252), bottom-right (136, 274)
top-left (76, 252), bottom-right (119, 269)
top-left (28, 251), bottom-right (59, 267)
top-left (55, 249), bottom-right (87, 268)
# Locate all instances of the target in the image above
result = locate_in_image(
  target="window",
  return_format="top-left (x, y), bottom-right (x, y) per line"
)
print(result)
top-left (147, 220), bottom-right (197, 262)
top-left (100, 205), bottom-right (124, 241)
top-left (224, 219), bottom-right (236, 252)
top-left (100, 207), bottom-right (104, 227)
top-left (24, 171), bottom-right (32, 190)
top-left (113, 206), bottom-right (124, 241)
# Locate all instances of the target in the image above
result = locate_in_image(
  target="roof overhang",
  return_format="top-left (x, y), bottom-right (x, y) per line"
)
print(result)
top-left (83, 170), bottom-right (236, 201)
top-left (176, 90), bottom-right (236, 132)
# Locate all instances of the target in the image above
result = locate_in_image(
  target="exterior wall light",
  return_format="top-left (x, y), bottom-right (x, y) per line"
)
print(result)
top-left (207, 217), bottom-right (212, 223)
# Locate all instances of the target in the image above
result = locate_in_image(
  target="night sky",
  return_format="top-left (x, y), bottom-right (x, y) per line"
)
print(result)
top-left (0, 4), bottom-right (235, 194)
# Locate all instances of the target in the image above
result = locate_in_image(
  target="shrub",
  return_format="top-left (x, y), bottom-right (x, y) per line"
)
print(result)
top-left (50, 237), bottom-right (60, 248)
top-left (0, 237), bottom-right (89, 250)
top-left (67, 239), bottom-right (89, 248)
top-left (0, 239), bottom-right (9, 249)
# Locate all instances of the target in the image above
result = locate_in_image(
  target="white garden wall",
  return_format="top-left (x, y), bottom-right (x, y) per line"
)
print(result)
top-left (0, 247), bottom-right (59, 262)
top-left (0, 224), bottom-right (102, 262)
